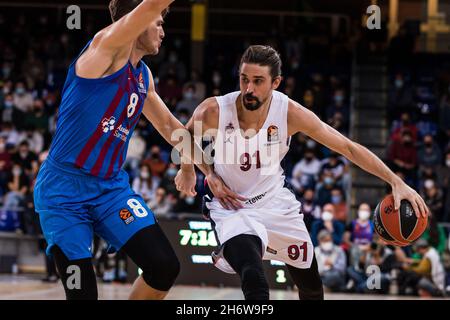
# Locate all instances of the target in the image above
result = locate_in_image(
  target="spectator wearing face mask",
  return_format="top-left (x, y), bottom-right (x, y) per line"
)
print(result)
top-left (25, 99), bottom-right (49, 133)
top-left (175, 109), bottom-right (191, 126)
top-left (3, 163), bottom-right (29, 212)
top-left (387, 129), bottom-right (417, 183)
top-left (330, 187), bottom-right (347, 222)
top-left (311, 203), bottom-right (345, 246)
top-left (175, 84), bottom-right (201, 116)
top-left (343, 203), bottom-right (374, 266)
top-left (418, 134), bottom-right (442, 170)
top-left (159, 163), bottom-right (180, 197)
top-left (0, 122), bottom-right (21, 147)
top-left (12, 81), bottom-right (33, 115)
top-left (300, 188), bottom-right (321, 230)
top-left (132, 164), bottom-right (156, 203)
top-left (316, 171), bottom-right (335, 206)
top-left (159, 50), bottom-right (188, 84)
top-left (320, 152), bottom-right (347, 185)
top-left (1, 94), bottom-right (15, 123)
top-left (344, 203), bottom-right (374, 246)
top-left (173, 191), bottom-right (200, 214)
top-left (325, 89), bottom-right (349, 133)
top-left (388, 73), bottom-right (414, 121)
top-left (143, 145), bottom-right (168, 179)
top-left (11, 140), bottom-right (39, 177)
top-left (184, 70), bottom-right (206, 101)
top-left (390, 112), bottom-right (418, 143)
top-left (315, 230), bottom-right (347, 292)
top-left (420, 179), bottom-right (444, 222)
top-left (148, 187), bottom-right (174, 217)
top-left (291, 148), bottom-right (321, 194)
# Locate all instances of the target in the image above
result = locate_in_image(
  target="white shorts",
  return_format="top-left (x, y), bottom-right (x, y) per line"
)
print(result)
top-left (206, 187), bottom-right (314, 274)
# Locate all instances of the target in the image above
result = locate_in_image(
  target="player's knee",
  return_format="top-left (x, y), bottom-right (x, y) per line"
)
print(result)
top-left (240, 264), bottom-right (269, 300)
top-left (51, 246), bottom-right (98, 300)
top-left (140, 251), bottom-right (180, 292)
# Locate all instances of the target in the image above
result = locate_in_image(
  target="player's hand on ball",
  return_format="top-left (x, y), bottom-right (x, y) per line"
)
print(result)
top-left (391, 179), bottom-right (429, 218)
top-left (175, 169), bottom-right (197, 197)
top-left (206, 172), bottom-right (247, 210)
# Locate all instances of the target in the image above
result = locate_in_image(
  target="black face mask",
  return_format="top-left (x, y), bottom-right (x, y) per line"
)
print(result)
top-left (243, 93), bottom-right (262, 111)
top-left (151, 153), bottom-right (160, 160)
top-left (425, 142), bottom-right (432, 148)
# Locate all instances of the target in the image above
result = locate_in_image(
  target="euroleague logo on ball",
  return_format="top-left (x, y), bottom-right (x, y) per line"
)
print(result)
top-left (384, 204), bottom-right (394, 215)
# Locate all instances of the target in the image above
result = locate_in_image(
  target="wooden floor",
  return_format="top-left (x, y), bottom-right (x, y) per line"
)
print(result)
top-left (0, 275), bottom-right (445, 300)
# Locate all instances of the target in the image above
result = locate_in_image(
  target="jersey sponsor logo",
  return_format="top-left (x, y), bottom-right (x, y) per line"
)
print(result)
top-left (102, 117), bottom-right (116, 133)
top-left (244, 192), bottom-right (267, 205)
top-left (119, 208), bottom-right (135, 225)
top-left (114, 124), bottom-right (130, 142)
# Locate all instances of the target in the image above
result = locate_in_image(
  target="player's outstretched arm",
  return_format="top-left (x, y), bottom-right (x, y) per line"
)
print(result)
top-left (99, 0), bottom-right (173, 50)
top-left (76, 0), bottom-right (173, 78)
top-left (287, 99), bottom-right (429, 218)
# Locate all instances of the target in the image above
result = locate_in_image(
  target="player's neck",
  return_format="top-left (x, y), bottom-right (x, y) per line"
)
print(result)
top-left (129, 46), bottom-right (145, 69)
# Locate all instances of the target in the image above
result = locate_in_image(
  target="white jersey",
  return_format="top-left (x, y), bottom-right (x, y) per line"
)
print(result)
top-left (212, 90), bottom-right (290, 208)
top-left (206, 91), bottom-right (314, 274)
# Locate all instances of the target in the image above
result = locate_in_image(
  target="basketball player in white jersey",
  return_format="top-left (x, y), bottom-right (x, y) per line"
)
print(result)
top-left (175, 45), bottom-right (429, 300)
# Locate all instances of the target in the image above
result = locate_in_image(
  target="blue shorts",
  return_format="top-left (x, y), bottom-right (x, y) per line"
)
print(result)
top-left (34, 156), bottom-right (156, 260)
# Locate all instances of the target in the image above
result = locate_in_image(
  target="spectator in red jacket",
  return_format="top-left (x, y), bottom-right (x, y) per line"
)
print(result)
top-left (388, 129), bottom-right (417, 182)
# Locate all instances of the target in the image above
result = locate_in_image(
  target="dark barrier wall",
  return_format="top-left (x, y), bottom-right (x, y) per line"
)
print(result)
top-left (127, 218), bottom-right (296, 290)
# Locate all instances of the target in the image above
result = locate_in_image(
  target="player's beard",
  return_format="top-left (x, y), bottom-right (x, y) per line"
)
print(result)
top-left (242, 93), bottom-right (262, 111)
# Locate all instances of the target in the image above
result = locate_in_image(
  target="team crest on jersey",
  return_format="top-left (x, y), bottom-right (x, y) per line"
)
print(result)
top-left (138, 72), bottom-right (146, 94)
top-left (225, 122), bottom-right (235, 134)
top-left (267, 125), bottom-right (279, 142)
top-left (119, 208), bottom-right (135, 225)
top-left (224, 122), bottom-right (235, 144)
top-left (102, 117), bottom-right (116, 133)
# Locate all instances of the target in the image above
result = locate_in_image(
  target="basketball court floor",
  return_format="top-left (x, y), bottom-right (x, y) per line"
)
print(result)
top-left (0, 275), bottom-right (446, 300)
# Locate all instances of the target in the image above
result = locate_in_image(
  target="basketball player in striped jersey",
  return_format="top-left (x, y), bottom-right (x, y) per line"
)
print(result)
top-left (34, 0), bottom-right (242, 300)
top-left (175, 45), bottom-right (429, 300)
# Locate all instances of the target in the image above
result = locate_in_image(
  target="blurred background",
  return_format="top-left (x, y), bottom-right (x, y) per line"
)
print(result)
top-left (0, 0), bottom-right (449, 299)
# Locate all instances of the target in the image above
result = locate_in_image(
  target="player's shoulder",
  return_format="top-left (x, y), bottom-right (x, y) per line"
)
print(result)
top-left (196, 97), bottom-right (219, 118)
top-left (191, 97), bottom-right (219, 129)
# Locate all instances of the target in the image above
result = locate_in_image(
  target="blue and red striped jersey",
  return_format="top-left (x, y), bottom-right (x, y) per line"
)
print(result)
top-left (48, 41), bottom-right (151, 179)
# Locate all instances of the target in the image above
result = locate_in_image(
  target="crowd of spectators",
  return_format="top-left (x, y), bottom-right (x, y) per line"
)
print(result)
top-left (0, 10), bottom-right (448, 296)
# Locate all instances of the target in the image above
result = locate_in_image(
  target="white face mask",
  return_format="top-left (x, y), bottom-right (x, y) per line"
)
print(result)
top-left (358, 210), bottom-right (371, 221)
top-left (320, 241), bottom-right (333, 251)
top-left (446, 159), bottom-right (450, 168)
top-left (140, 171), bottom-right (149, 179)
top-left (322, 211), bottom-right (333, 222)
top-left (424, 179), bottom-right (434, 189)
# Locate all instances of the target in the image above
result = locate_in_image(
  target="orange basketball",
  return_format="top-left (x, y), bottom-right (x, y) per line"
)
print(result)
top-left (373, 194), bottom-right (428, 247)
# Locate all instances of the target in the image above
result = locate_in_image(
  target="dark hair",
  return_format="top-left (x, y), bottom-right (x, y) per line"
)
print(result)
top-left (109, 0), bottom-right (169, 22)
top-left (240, 45), bottom-right (282, 80)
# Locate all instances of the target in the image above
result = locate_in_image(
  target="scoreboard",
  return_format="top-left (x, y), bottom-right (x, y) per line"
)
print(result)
top-left (127, 217), bottom-right (296, 290)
